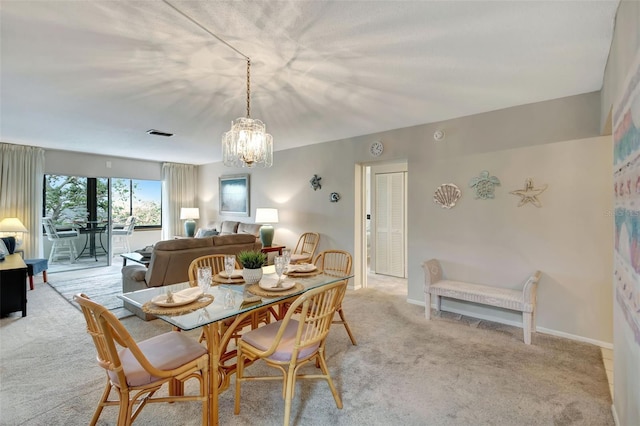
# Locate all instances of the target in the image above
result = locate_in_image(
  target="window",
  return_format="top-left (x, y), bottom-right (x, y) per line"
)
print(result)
top-left (111, 178), bottom-right (162, 227)
top-left (44, 175), bottom-right (161, 228)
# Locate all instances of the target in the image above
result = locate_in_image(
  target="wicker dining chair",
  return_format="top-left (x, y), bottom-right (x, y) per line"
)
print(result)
top-left (74, 293), bottom-right (209, 426)
top-left (289, 232), bottom-right (320, 264)
top-left (314, 250), bottom-right (357, 345)
top-left (187, 254), bottom-right (271, 342)
top-left (234, 280), bottom-right (347, 426)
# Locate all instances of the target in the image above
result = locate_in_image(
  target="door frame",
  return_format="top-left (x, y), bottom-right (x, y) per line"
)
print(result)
top-left (354, 160), bottom-right (408, 289)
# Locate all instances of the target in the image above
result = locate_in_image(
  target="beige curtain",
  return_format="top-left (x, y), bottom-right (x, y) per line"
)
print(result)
top-left (161, 163), bottom-right (198, 240)
top-left (0, 143), bottom-right (46, 258)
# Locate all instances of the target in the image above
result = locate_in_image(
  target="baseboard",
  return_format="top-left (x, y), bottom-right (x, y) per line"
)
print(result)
top-left (611, 403), bottom-right (620, 426)
top-left (407, 297), bottom-right (614, 349)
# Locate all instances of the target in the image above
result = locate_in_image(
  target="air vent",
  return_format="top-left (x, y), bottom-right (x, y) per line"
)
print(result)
top-left (146, 129), bottom-right (174, 137)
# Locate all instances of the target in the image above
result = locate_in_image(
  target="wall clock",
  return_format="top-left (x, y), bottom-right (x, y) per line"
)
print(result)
top-left (369, 141), bottom-right (384, 157)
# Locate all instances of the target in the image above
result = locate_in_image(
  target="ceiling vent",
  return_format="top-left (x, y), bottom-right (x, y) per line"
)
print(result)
top-left (146, 129), bottom-right (173, 137)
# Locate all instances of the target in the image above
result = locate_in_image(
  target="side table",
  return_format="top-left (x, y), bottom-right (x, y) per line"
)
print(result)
top-left (0, 254), bottom-right (28, 317)
top-left (260, 245), bottom-right (285, 255)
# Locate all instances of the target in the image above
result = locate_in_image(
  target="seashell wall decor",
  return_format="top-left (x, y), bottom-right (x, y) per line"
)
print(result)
top-left (433, 183), bottom-right (462, 209)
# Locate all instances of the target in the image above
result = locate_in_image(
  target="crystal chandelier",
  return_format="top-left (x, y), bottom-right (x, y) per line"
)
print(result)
top-left (222, 59), bottom-right (273, 168)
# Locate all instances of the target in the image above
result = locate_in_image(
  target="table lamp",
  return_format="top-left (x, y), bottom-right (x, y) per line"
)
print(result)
top-left (255, 208), bottom-right (278, 247)
top-left (0, 217), bottom-right (29, 248)
top-left (180, 208), bottom-right (199, 237)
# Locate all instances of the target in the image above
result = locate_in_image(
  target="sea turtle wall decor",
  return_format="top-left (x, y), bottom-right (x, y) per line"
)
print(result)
top-left (433, 183), bottom-right (462, 209)
top-left (469, 170), bottom-right (501, 199)
top-left (510, 178), bottom-right (548, 207)
top-left (310, 174), bottom-right (322, 191)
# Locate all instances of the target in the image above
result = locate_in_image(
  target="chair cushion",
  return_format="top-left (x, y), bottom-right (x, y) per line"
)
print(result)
top-left (108, 331), bottom-right (207, 387)
top-left (290, 254), bottom-right (310, 263)
top-left (241, 319), bottom-right (319, 362)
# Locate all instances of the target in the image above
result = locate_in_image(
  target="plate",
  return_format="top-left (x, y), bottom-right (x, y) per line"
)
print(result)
top-left (219, 269), bottom-right (243, 279)
top-left (151, 287), bottom-right (203, 307)
top-left (258, 280), bottom-right (296, 292)
top-left (286, 263), bottom-right (317, 273)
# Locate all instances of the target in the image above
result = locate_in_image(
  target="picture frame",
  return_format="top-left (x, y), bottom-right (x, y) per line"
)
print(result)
top-left (219, 174), bottom-right (250, 216)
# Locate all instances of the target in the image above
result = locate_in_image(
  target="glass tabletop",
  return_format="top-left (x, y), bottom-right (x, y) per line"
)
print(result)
top-left (119, 269), bottom-right (353, 331)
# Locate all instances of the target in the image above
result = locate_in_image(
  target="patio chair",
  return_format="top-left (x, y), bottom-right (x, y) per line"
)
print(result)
top-left (42, 217), bottom-right (80, 263)
top-left (74, 293), bottom-right (209, 426)
top-left (112, 216), bottom-right (136, 254)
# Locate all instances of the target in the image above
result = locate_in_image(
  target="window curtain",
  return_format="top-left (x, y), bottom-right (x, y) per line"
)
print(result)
top-left (161, 163), bottom-right (198, 240)
top-left (0, 143), bottom-right (46, 258)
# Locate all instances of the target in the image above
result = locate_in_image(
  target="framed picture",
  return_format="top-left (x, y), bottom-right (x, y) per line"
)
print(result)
top-left (219, 174), bottom-right (250, 216)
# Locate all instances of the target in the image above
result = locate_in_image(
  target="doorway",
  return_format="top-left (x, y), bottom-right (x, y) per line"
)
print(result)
top-left (357, 161), bottom-right (408, 289)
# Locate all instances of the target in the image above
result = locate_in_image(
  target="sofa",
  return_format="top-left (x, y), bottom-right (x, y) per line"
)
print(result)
top-left (195, 220), bottom-right (262, 241)
top-left (122, 233), bottom-right (260, 320)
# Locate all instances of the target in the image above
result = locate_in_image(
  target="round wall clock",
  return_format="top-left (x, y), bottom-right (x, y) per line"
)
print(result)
top-left (369, 141), bottom-right (384, 157)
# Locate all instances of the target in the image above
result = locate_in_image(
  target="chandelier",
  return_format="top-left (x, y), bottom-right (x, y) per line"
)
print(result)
top-left (222, 59), bottom-right (273, 168)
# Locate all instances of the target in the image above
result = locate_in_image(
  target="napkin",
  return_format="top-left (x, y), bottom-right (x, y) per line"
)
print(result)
top-left (219, 269), bottom-right (243, 279)
top-left (160, 287), bottom-right (203, 304)
top-left (287, 263), bottom-right (317, 273)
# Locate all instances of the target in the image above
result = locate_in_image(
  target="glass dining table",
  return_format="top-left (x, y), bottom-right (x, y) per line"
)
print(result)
top-left (119, 267), bottom-right (353, 426)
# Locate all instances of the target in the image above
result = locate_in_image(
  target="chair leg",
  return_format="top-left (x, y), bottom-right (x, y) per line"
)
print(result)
top-left (42, 270), bottom-right (47, 283)
top-left (283, 367), bottom-right (296, 426)
top-left (425, 293), bottom-right (432, 320)
top-left (316, 351), bottom-right (343, 409)
top-left (28, 275), bottom-right (34, 291)
top-left (523, 312), bottom-right (532, 345)
top-left (89, 380), bottom-right (112, 426)
top-left (234, 349), bottom-right (244, 415)
top-left (336, 308), bottom-right (357, 345)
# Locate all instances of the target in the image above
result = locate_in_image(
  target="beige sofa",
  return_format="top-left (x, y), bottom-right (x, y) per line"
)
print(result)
top-left (122, 233), bottom-right (260, 320)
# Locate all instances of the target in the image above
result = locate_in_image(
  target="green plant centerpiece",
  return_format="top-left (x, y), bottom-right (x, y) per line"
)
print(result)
top-left (237, 250), bottom-right (267, 284)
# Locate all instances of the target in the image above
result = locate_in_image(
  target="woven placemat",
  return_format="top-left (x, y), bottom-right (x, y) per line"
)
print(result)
top-left (142, 294), bottom-right (214, 315)
top-left (212, 274), bottom-right (245, 284)
top-left (247, 282), bottom-right (304, 298)
top-left (284, 269), bottom-right (322, 278)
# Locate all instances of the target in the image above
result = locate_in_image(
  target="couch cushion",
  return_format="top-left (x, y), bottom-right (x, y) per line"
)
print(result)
top-left (237, 222), bottom-right (262, 238)
top-left (219, 221), bottom-right (240, 235)
top-left (212, 233), bottom-right (256, 246)
top-left (153, 237), bottom-right (213, 251)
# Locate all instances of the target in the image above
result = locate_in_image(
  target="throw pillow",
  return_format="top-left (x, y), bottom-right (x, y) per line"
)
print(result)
top-left (0, 237), bottom-right (16, 254)
top-left (0, 238), bottom-right (7, 260)
top-left (195, 228), bottom-right (219, 238)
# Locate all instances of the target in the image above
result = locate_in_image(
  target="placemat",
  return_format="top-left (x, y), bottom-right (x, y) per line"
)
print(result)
top-left (212, 274), bottom-right (245, 284)
top-left (142, 294), bottom-right (214, 315)
top-left (284, 269), bottom-right (322, 278)
top-left (247, 282), bottom-right (304, 298)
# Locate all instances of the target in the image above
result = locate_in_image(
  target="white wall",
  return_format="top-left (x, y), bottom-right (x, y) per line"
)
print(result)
top-left (413, 136), bottom-right (613, 344)
top-left (601, 2), bottom-right (640, 424)
top-left (199, 91), bottom-right (613, 346)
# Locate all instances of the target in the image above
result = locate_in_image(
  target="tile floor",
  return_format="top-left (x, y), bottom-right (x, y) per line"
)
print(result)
top-left (601, 347), bottom-right (614, 398)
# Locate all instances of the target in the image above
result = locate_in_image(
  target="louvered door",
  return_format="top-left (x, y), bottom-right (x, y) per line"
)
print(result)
top-left (374, 171), bottom-right (405, 277)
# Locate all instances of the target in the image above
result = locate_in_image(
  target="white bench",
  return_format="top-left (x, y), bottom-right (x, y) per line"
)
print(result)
top-left (422, 259), bottom-right (542, 344)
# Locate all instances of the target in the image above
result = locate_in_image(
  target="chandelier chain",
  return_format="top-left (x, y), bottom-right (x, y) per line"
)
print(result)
top-left (247, 59), bottom-right (251, 118)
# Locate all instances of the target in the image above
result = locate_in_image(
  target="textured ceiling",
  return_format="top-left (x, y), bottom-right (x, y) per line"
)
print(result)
top-left (0, 1), bottom-right (618, 165)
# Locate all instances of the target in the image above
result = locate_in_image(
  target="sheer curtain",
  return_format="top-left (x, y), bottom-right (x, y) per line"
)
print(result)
top-left (161, 163), bottom-right (198, 240)
top-left (0, 143), bottom-right (46, 258)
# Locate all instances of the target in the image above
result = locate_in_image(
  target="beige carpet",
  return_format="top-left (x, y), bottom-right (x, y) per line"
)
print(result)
top-left (0, 273), bottom-right (613, 425)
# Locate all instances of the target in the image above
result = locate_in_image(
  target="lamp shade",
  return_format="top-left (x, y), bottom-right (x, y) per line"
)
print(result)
top-left (0, 218), bottom-right (28, 233)
top-left (255, 208), bottom-right (278, 224)
top-left (180, 208), bottom-right (200, 220)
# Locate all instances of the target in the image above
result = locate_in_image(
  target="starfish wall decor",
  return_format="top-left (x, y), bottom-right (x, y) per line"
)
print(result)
top-left (509, 178), bottom-right (548, 207)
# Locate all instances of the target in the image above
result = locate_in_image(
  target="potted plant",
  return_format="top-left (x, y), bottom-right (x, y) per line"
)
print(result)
top-left (237, 250), bottom-right (267, 284)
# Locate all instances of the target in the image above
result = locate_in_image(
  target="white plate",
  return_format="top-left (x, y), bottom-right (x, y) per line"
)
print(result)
top-left (151, 287), bottom-right (203, 307)
top-left (258, 280), bottom-right (296, 292)
top-left (219, 269), bottom-right (243, 279)
top-left (286, 263), bottom-right (317, 273)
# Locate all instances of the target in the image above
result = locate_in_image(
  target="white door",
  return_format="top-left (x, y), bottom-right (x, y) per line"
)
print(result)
top-left (374, 171), bottom-right (406, 277)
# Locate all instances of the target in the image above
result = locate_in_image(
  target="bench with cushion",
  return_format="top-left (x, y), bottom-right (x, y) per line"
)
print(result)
top-left (422, 259), bottom-right (541, 344)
